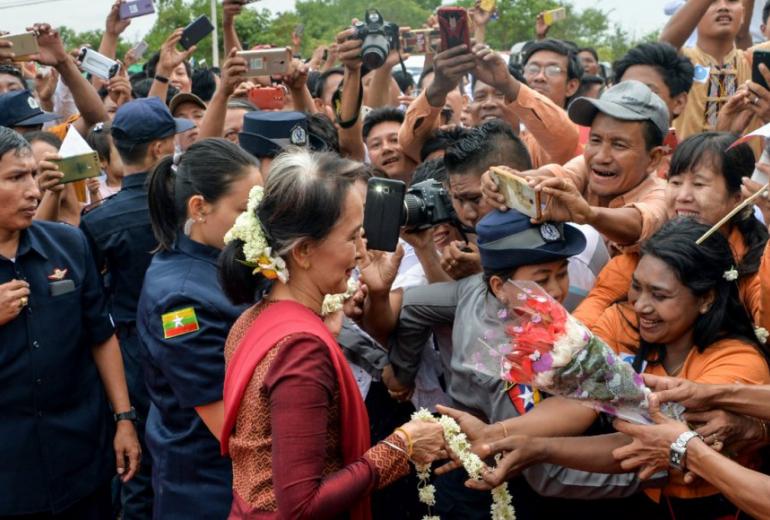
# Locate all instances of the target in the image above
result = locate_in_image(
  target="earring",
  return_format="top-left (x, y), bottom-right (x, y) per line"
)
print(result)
top-left (700, 306), bottom-right (710, 314)
top-left (183, 218), bottom-right (194, 236)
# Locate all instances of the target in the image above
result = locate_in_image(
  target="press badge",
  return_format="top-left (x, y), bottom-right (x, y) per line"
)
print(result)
top-left (693, 65), bottom-right (710, 84)
top-left (49, 279), bottom-right (75, 297)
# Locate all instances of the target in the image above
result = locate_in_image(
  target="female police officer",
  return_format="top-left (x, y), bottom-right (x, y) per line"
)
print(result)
top-left (0, 126), bottom-right (141, 518)
top-left (137, 138), bottom-right (262, 519)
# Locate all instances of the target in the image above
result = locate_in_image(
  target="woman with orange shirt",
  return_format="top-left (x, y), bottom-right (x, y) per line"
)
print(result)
top-left (574, 132), bottom-right (768, 328)
top-left (441, 218), bottom-right (770, 519)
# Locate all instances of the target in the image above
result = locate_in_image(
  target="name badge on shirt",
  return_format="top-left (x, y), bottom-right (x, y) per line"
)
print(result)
top-left (693, 65), bottom-right (710, 84)
top-left (49, 279), bottom-right (75, 297)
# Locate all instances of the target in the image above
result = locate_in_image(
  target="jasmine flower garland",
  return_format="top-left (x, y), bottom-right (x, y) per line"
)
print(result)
top-left (321, 277), bottom-right (361, 316)
top-left (224, 185), bottom-right (289, 283)
top-left (411, 409), bottom-right (516, 520)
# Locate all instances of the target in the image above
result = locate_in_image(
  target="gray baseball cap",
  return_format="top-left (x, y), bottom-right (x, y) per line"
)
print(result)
top-left (568, 80), bottom-right (670, 137)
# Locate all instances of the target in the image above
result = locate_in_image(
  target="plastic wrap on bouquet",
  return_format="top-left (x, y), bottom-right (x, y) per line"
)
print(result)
top-left (468, 280), bottom-right (683, 424)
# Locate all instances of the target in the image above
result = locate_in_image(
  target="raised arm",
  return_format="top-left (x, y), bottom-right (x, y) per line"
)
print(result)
top-left (660, 0), bottom-right (712, 51)
top-left (335, 27), bottom-right (366, 161)
top-left (223, 0), bottom-right (245, 54)
top-left (149, 29), bottom-right (196, 101)
top-left (99, 0), bottom-right (131, 61)
top-left (32, 24), bottom-right (109, 135)
top-left (199, 49), bottom-right (247, 139)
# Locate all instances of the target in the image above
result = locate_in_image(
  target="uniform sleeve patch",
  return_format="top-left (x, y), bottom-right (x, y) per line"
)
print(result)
top-left (161, 307), bottom-right (200, 339)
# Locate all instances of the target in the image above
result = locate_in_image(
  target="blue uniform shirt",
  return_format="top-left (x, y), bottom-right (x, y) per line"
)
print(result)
top-left (80, 172), bottom-right (156, 326)
top-left (137, 235), bottom-right (245, 518)
top-left (0, 221), bottom-right (115, 515)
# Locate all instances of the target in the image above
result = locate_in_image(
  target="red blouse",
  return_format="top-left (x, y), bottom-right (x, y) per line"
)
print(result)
top-left (225, 305), bottom-right (409, 519)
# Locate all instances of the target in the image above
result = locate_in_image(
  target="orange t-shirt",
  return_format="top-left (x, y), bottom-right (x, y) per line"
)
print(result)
top-left (574, 227), bottom-right (762, 328)
top-left (592, 303), bottom-right (770, 500)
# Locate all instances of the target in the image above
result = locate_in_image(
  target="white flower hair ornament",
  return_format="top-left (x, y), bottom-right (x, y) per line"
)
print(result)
top-left (755, 327), bottom-right (769, 345)
top-left (723, 267), bottom-right (739, 282)
top-left (224, 185), bottom-right (289, 284)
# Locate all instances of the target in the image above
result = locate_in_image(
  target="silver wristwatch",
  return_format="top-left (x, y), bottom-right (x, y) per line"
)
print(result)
top-left (669, 431), bottom-right (702, 471)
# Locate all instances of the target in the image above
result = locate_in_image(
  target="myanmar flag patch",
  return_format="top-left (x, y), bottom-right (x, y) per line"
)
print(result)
top-left (162, 307), bottom-right (200, 339)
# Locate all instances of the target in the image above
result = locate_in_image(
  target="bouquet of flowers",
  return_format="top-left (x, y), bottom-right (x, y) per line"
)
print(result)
top-left (469, 281), bottom-right (682, 424)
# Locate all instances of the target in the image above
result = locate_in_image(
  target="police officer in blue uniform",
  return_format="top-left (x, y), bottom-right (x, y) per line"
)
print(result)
top-left (79, 97), bottom-right (194, 519)
top-left (137, 138), bottom-right (262, 518)
top-left (0, 127), bottom-right (141, 519)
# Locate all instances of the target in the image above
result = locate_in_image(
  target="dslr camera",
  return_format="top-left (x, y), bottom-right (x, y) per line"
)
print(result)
top-left (352, 9), bottom-right (400, 70)
top-left (403, 179), bottom-right (455, 231)
top-left (363, 177), bottom-right (456, 251)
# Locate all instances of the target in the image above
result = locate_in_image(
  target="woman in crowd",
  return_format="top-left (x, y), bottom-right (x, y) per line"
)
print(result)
top-left (86, 122), bottom-right (124, 201)
top-left (136, 138), bottom-right (262, 519)
top-left (574, 132), bottom-right (768, 327)
top-left (445, 218), bottom-right (770, 519)
top-left (218, 149), bottom-right (445, 519)
top-left (367, 208), bottom-right (588, 520)
top-left (614, 374), bottom-right (770, 520)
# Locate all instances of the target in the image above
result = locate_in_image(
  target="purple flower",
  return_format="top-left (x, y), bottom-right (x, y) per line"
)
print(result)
top-left (606, 355), bottom-right (615, 365)
top-left (633, 373), bottom-right (644, 387)
top-left (532, 352), bottom-right (553, 372)
top-left (497, 309), bottom-right (508, 319)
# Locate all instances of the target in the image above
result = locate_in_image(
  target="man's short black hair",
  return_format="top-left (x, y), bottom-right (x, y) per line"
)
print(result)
top-left (362, 107), bottom-right (404, 141)
top-left (392, 69), bottom-right (415, 94)
top-left (444, 119), bottom-right (532, 177)
top-left (612, 42), bottom-right (695, 97)
top-left (522, 39), bottom-right (583, 81)
top-left (763, 0), bottom-right (770, 25)
top-left (641, 120), bottom-right (664, 151)
top-left (0, 65), bottom-right (25, 88)
top-left (411, 157), bottom-right (447, 185)
top-left (192, 67), bottom-right (217, 102)
top-left (131, 77), bottom-right (178, 104)
top-left (307, 112), bottom-right (340, 153)
top-left (574, 75), bottom-right (605, 98)
top-left (420, 126), bottom-right (474, 162)
top-left (313, 67), bottom-right (344, 99)
top-left (577, 47), bottom-right (599, 62)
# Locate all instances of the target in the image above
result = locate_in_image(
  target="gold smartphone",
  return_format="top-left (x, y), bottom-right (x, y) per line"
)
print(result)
top-left (237, 47), bottom-right (292, 77)
top-left (53, 152), bottom-right (101, 184)
top-left (489, 166), bottom-right (542, 220)
top-left (4, 32), bottom-right (39, 61)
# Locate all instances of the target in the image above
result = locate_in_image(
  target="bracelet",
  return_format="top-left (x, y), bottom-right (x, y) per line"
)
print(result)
top-left (381, 440), bottom-right (410, 459)
top-left (154, 74), bottom-right (169, 84)
top-left (395, 427), bottom-right (414, 458)
top-left (497, 421), bottom-right (509, 438)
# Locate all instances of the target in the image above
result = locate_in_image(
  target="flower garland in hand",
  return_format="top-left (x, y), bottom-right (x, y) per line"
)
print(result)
top-left (224, 185), bottom-right (289, 283)
top-left (411, 409), bottom-right (515, 520)
top-left (321, 277), bottom-right (361, 316)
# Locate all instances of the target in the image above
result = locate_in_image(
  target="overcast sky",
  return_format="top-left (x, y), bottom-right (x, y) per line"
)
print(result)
top-left (2, 0), bottom-right (669, 42)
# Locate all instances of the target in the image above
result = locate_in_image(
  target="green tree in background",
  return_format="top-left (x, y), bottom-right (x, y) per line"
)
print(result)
top-left (59, 26), bottom-right (132, 57)
top-left (135, 0), bottom-right (658, 67)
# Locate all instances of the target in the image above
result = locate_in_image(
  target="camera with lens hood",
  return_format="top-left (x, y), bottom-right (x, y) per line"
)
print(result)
top-left (351, 9), bottom-right (400, 70)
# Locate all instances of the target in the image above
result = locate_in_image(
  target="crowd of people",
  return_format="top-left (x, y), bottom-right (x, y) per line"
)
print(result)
top-left (6, 0), bottom-right (770, 518)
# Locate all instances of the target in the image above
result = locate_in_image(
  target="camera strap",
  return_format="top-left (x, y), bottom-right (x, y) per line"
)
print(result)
top-left (334, 79), bottom-right (364, 129)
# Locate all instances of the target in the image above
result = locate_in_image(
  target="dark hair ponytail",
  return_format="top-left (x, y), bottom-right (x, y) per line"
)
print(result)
top-left (668, 132), bottom-right (769, 277)
top-left (633, 218), bottom-right (766, 369)
top-left (147, 137), bottom-right (258, 251)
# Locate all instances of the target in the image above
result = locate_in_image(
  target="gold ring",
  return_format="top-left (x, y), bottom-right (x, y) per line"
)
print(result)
top-left (754, 96), bottom-right (760, 105)
top-left (18, 296), bottom-right (28, 308)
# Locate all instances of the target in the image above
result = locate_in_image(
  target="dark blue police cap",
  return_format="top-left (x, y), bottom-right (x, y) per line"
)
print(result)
top-left (111, 97), bottom-right (195, 145)
top-left (239, 111), bottom-right (311, 159)
top-left (477, 210), bottom-right (587, 271)
top-left (0, 89), bottom-right (60, 127)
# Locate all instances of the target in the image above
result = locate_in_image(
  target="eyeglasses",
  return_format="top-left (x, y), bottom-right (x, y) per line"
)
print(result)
top-left (523, 64), bottom-right (565, 78)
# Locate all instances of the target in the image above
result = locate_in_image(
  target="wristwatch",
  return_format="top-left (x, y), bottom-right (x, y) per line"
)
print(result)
top-left (669, 431), bottom-right (702, 471)
top-left (114, 407), bottom-right (137, 423)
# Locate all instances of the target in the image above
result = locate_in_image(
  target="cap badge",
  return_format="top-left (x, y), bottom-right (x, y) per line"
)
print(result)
top-left (539, 223), bottom-right (562, 242)
top-left (289, 124), bottom-right (307, 146)
top-left (27, 96), bottom-right (40, 110)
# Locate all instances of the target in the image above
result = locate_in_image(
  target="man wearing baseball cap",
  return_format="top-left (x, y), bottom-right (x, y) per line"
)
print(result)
top-left (0, 89), bottom-right (61, 133)
top-left (79, 97), bottom-right (194, 518)
top-left (484, 80), bottom-right (670, 254)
